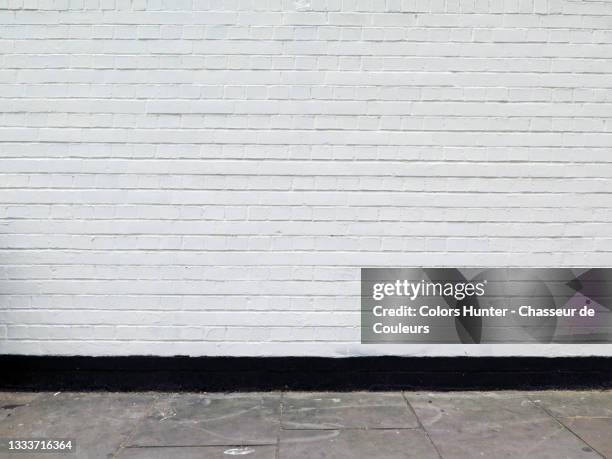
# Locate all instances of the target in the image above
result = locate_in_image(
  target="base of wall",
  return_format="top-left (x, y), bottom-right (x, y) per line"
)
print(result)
top-left (1, 356), bottom-right (610, 391)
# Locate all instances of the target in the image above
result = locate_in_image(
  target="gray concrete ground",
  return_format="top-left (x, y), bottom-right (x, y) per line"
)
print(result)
top-left (0, 390), bottom-right (610, 459)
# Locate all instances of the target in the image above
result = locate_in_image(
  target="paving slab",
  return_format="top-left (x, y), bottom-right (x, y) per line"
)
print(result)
top-left (0, 392), bottom-right (46, 423)
top-left (559, 417), bottom-right (612, 459)
top-left (116, 445), bottom-right (277, 459)
top-left (128, 393), bottom-right (280, 447)
top-left (531, 391), bottom-right (612, 418)
top-left (0, 392), bottom-right (155, 459)
top-left (282, 392), bottom-right (418, 429)
top-left (279, 428), bottom-right (438, 459)
top-left (406, 392), bottom-right (602, 459)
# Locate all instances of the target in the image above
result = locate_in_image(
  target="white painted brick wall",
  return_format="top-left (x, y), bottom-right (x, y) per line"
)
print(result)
top-left (1, 0), bottom-right (612, 357)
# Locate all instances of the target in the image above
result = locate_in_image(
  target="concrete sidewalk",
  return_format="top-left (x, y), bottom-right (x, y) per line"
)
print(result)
top-left (0, 391), bottom-right (610, 459)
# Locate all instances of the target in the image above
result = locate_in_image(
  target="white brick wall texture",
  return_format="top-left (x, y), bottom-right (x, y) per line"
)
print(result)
top-left (1, 0), bottom-right (612, 357)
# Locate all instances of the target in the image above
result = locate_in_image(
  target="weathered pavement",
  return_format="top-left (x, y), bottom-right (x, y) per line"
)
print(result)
top-left (0, 390), bottom-right (610, 458)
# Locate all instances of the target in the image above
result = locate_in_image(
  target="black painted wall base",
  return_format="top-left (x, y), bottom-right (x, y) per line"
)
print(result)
top-left (0, 356), bottom-right (610, 392)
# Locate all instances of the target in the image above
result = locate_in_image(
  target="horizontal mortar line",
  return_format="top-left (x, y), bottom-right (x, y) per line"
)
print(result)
top-left (4, 327), bottom-right (358, 330)
top-left (15, 98), bottom-right (612, 103)
top-left (3, 37), bottom-right (608, 42)
top-left (9, 92), bottom-right (612, 97)
top-left (2, 309), bottom-right (359, 313)
top-left (0, 295), bottom-right (359, 299)
top-left (3, 99), bottom-right (612, 104)
top-left (0, 160), bottom-right (609, 165)
top-left (0, 222), bottom-right (601, 226)
top-left (2, 293), bottom-right (598, 298)
top-left (49, 115), bottom-right (612, 119)
top-left (5, 188), bottom-right (606, 193)
top-left (0, 340), bottom-right (360, 343)
top-left (5, 95), bottom-right (612, 101)
top-left (9, 272), bottom-right (597, 278)
top-left (3, 300), bottom-right (572, 304)
top-left (6, 84), bottom-right (612, 89)
top-left (0, 249), bottom-right (604, 254)
top-left (1, 155), bottom-right (604, 160)
top-left (0, 270), bottom-right (598, 276)
top-left (4, 76), bottom-right (612, 82)
top-left (0, 158), bottom-right (610, 164)
top-left (3, 61), bottom-right (612, 67)
top-left (1, 297), bottom-right (587, 301)
top-left (0, 288), bottom-right (596, 292)
top-left (7, 53), bottom-right (612, 58)
top-left (0, 170), bottom-right (609, 175)
top-left (6, 46), bottom-right (611, 51)
top-left (0, 203), bottom-right (604, 208)
top-left (7, 31), bottom-right (606, 36)
top-left (1, 159), bottom-right (610, 164)
top-left (0, 264), bottom-right (593, 270)
top-left (3, 250), bottom-right (599, 255)
top-left (7, 86), bottom-right (612, 90)
top-left (7, 68), bottom-right (609, 74)
top-left (0, 232), bottom-right (606, 237)
top-left (0, 218), bottom-right (607, 223)
top-left (0, 293), bottom-right (360, 297)
top-left (0, 217), bottom-right (609, 222)
top-left (4, 80), bottom-right (612, 85)
top-left (7, 108), bottom-right (612, 114)
top-left (0, 168), bottom-right (607, 173)
top-left (0, 285), bottom-right (599, 290)
top-left (0, 189), bottom-right (606, 193)
top-left (0, 340), bottom-right (361, 344)
top-left (2, 143), bottom-right (612, 149)
top-left (3, 323), bottom-right (358, 327)
top-left (0, 177), bottom-right (610, 182)
top-left (6, 114), bottom-right (612, 119)
top-left (6, 106), bottom-right (612, 110)
top-left (0, 224), bottom-right (612, 227)
top-left (0, 137), bottom-right (609, 143)
top-left (2, 25), bottom-right (610, 31)
top-left (3, 25), bottom-right (609, 30)
top-left (2, 23), bottom-right (610, 27)
top-left (4, 62), bottom-right (612, 67)
top-left (6, 123), bottom-right (612, 129)
top-left (7, 39), bottom-right (612, 44)
top-left (1, 165), bottom-right (605, 170)
top-left (3, 24), bottom-right (599, 28)
top-left (4, 64), bottom-right (612, 70)
top-left (0, 190), bottom-right (607, 195)
top-left (1, 324), bottom-right (358, 327)
top-left (2, 309), bottom-right (358, 312)
top-left (4, 60), bottom-right (612, 66)
top-left (3, 24), bottom-right (610, 29)
top-left (3, 128), bottom-right (612, 134)
top-left (0, 287), bottom-right (587, 291)
top-left (9, 114), bottom-right (611, 118)
top-left (0, 252), bottom-right (601, 262)
top-left (6, 68), bottom-right (612, 74)
top-left (0, 171), bottom-right (607, 176)
top-left (2, 15), bottom-right (612, 23)
top-left (2, 184), bottom-right (612, 189)
top-left (0, 142), bottom-right (609, 147)
top-left (0, 291), bottom-right (580, 296)
top-left (4, 10), bottom-right (612, 15)
top-left (1, 189), bottom-right (610, 194)
top-left (1, 159), bottom-right (605, 165)
top-left (0, 201), bottom-right (604, 207)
